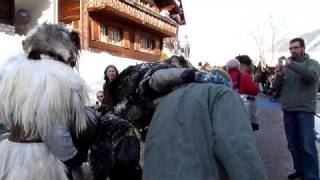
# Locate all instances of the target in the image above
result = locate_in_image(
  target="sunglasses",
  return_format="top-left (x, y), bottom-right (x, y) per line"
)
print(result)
top-left (289, 46), bottom-right (302, 50)
top-left (97, 95), bottom-right (104, 98)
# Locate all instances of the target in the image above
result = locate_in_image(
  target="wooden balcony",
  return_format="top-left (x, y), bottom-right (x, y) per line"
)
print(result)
top-left (88, 0), bottom-right (177, 37)
top-left (89, 40), bottom-right (160, 62)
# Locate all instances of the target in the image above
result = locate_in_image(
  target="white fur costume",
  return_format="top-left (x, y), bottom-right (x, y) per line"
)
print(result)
top-left (0, 55), bottom-right (89, 180)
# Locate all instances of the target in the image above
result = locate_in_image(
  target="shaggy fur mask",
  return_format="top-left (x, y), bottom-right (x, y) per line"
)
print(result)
top-left (22, 23), bottom-right (81, 67)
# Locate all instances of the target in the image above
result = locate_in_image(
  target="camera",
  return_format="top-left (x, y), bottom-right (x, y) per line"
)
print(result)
top-left (278, 56), bottom-right (286, 66)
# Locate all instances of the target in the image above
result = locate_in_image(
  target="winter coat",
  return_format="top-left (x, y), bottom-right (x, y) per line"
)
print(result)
top-left (143, 83), bottom-right (268, 180)
top-left (103, 83), bottom-right (115, 107)
top-left (273, 54), bottom-right (320, 112)
top-left (228, 68), bottom-right (259, 95)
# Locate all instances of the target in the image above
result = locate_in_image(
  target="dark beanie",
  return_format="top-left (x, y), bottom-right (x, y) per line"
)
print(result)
top-left (236, 55), bottom-right (252, 65)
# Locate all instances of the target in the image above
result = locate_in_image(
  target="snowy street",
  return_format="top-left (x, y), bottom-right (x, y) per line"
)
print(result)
top-left (255, 94), bottom-right (320, 180)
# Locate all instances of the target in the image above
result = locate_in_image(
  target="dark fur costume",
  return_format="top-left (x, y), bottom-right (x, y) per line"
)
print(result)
top-left (89, 56), bottom-right (194, 180)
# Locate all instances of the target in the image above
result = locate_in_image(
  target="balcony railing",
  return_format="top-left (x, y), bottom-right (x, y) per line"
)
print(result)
top-left (88, 0), bottom-right (177, 36)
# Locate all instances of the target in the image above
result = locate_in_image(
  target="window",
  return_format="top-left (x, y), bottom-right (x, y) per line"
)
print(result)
top-left (140, 36), bottom-right (155, 52)
top-left (141, 36), bottom-right (148, 49)
top-left (108, 27), bottom-right (121, 46)
top-left (100, 24), bottom-right (107, 42)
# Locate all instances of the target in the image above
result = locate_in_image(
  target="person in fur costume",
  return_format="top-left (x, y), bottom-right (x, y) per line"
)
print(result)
top-left (88, 56), bottom-right (196, 179)
top-left (89, 55), bottom-right (235, 180)
top-left (103, 57), bottom-right (266, 180)
top-left (0, 23), bottom-right (97, 180)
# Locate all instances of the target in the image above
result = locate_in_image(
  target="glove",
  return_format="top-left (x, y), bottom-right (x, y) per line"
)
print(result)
top-left (195, 70), bottom-right (231, 87)
top-left (195, 71), bottom-right (210, 82)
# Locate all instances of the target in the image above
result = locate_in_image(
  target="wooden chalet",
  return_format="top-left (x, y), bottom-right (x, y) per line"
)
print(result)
top-left (58, 0), bottom-right (185, 61)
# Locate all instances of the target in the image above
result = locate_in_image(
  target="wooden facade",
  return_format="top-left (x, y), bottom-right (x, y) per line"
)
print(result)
top-left (0, 0), bottom-right (14, 25)
top-left (59, 0), bottom-right (184, 62)
top-left (58, 0), bottom-right (80, 30)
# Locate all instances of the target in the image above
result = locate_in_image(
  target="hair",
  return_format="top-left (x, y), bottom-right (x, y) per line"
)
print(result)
top-left (104, 65), bottom-right (119, 84)
top-left (236, 55), bottom-right (254, 74)
top-left (236, 55), bottom-right (253, 65)
top-left (290, 37), bottom-right (305, 48)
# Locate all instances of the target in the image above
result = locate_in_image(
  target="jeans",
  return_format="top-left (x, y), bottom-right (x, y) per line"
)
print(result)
top-left (284, 111), bottom-right (319, 180)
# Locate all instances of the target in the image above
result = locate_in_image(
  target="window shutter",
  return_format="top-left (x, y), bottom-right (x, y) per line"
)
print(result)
top-left (134, 33), bottom-right (141, 50)
top-left (123, 30), bottom-right (130, 48)
top-left (155, 39), bottom-right (160, 55)
top-left (91, 19), bottom-right (99, 41)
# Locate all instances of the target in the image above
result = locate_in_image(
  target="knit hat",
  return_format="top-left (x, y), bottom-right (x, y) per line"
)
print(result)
top-left (226, 58), bottom-right (240, 69)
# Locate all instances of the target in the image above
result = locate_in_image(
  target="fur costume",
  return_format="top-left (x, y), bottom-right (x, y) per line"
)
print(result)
top-left (89, 56), bottom-right (197, 179)
top-left (0, 24), bottom-right (91, 180)
top-left (89, 56), bottom-right (233, 180)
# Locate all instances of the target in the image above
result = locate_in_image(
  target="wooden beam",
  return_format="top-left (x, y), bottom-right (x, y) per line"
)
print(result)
top-left (88, 0), bottom-right (177, 37)
top-left (58, 0), bottom-right (80, 22)
top-left (80, 0), bottom-right (89, 49)
top-left (90, 40), bottom-right (160, 62)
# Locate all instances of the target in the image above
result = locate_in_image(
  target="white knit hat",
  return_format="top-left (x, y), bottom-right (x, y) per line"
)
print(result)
top-left (226, 58), bottom-right (240, 69)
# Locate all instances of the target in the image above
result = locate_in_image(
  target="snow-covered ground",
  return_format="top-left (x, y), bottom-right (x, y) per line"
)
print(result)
top-left (0, 32), bottom-right (142, 105)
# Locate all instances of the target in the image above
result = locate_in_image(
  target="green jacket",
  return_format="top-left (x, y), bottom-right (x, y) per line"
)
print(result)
top-left (274, 55), bottom-right (320, 112)
top-left (143, 83), bottom-right (268, 180)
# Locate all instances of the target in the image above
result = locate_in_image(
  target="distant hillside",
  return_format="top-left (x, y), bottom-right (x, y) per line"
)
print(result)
top-left (275, 28), bottom-right (320, 52)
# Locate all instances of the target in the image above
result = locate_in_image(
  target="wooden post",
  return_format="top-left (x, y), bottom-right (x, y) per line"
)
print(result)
top-left (80, 0), bottom-right (89, 49)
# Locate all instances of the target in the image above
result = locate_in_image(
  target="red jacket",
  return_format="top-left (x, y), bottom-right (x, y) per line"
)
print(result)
top-left (228, 69), bottom-right (259, 95)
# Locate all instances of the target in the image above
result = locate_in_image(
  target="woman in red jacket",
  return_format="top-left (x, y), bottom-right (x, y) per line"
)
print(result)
top-left (226, 58), bottom-right (258, 95)
top-left (226, 58), bottom-right (259, 130)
